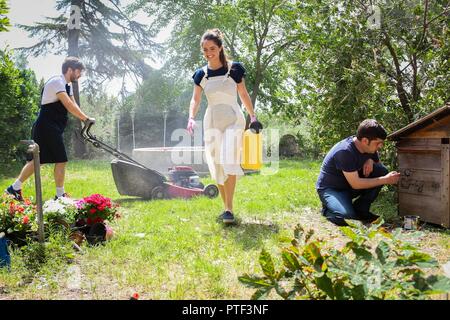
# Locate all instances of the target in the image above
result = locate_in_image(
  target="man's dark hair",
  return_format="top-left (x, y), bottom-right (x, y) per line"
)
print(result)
top-left (62, 56), bottom-right (85, 74)
top-left (356, 119), bottom-right (387, 141)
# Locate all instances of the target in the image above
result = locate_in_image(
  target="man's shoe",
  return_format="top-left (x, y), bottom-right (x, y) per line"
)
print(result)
top-left (327, 217), bottom-right (349, 227)
top-left (5, 185), bottom-right (24, 201)
top-left (361, 212), bottom-right (380, 223)
top-left (54, 193), bottom-right (70, 200)
top-left (222, 211), bottom-right (235, 224)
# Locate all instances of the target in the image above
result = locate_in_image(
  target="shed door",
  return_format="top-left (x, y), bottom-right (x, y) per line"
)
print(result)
top-left (398, 151), bottom-right (444, 225)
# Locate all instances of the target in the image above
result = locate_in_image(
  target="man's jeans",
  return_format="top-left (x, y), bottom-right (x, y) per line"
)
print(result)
top-left (317, 163), bottom-right (389, 226)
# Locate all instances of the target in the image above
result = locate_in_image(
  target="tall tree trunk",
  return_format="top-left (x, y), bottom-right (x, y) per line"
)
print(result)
top-left (68, 0), bottom-right (87, 158)
top-left (411, 53), bottom-right (420, 102)
top-left (383, 32), bottom-right (413, 122)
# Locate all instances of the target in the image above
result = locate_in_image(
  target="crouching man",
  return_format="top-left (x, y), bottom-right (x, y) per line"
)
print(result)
top-left (316, 119), bottom-right (400, 226)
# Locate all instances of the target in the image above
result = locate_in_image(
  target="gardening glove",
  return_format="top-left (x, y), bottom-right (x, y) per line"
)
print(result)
top-left (249, 115), bottom-right (263, 134)
top-left (187, 117), bottom-right (196, 136)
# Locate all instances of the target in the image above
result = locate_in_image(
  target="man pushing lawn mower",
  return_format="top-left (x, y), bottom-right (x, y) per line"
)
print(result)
top-left (5, 57), bottom-right (94, 201)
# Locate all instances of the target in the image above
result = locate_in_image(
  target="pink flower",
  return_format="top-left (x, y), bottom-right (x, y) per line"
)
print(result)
top-left (76, 194), bottom-right (118, 224)
top-left (22, 216), bottom-right (29, 224)
top-left (75, 200), bottom-right (85, 209)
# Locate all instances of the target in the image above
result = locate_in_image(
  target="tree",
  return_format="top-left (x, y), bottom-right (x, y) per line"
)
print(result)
top-left (76, 89), bottom-right (120, 157)
top-left (116, 66), bottom-right (194, 151)
top-left (0, 0), bottom-right (10, 32)
top-left (18, 0), bottom-right (161, 157)
top-left (287, 0), bottom-right (449, 154)
top-left (0, 50), bottom-right (41, 167)
top-left (19, 0), bottom-right (159, 86)
top-left (0, 0), bottom-right (11, 32)
top-left (129, 0), bottom-right (301, 110)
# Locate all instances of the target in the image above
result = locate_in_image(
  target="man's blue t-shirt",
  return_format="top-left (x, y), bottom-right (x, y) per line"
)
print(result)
top-left (316, 136), bottom-right (380, 190)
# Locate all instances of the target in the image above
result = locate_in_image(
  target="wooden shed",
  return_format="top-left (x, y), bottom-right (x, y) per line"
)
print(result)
top-left (387, 103), bottom-right (450, 228)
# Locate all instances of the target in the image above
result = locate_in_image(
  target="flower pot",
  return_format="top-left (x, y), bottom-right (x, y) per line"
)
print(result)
top-left (105, 225), bottom-right (114, 241)
top-left (86, 222), bottom-right (106, 245)
top-left (53, 217), bottom-right (71, 229)
top-left (5, 231), bottom-right (29, 247)
top-left (0, 236), bottom-right (10, 269)
top-left (70, 231), bottom-right (86, 246)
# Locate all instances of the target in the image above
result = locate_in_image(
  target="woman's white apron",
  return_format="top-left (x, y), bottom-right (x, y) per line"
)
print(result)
top-left (200, 62), bottom-right (246, 185)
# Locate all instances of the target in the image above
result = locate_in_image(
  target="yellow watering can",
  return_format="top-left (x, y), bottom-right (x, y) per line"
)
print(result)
top-left (241, 120), bottom-right (263, 170)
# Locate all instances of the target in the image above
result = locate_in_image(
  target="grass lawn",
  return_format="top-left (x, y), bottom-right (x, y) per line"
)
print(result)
top-left (1, 159), bottom-right (449, 299)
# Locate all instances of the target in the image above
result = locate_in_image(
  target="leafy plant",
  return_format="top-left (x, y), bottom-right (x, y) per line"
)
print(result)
top-left (75, 194), bottom-right (120, 225)
top-left (0, 194), bottom-right (37, 242)
top-left (239, 219), bottom-right (450, 300)
top-left (19, 231), bottom-right (75, 272)
top-left (43, 197), bottom-right (78, 225)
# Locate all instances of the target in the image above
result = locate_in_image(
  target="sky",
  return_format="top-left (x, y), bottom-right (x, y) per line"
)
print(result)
top-left (0, 0), bottom-right (169, 95)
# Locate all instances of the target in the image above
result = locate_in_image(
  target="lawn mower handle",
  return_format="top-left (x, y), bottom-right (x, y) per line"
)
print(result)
top-left (81, 118), bottom-right (96, 141)
top-left (80, 117), bottom-right (153, 170)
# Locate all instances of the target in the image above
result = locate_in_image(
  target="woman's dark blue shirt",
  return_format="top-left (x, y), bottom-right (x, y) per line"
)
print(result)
top-left (192, 61), bottom-right (246, 86)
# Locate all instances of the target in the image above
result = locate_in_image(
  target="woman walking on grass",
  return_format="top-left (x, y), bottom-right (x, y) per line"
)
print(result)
top-left (187, 28), bottom-right (260, 224)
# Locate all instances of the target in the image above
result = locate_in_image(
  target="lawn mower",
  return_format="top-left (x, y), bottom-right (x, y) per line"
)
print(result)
top-left (80, 119), bottom-right (219, 200)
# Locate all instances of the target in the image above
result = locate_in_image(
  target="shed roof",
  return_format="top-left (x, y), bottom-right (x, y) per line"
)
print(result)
top-left (387, 103), bottom-right (450, 141)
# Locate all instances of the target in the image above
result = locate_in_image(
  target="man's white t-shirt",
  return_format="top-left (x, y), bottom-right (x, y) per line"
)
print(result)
top-left (41, 75), bottom-right (73, 105)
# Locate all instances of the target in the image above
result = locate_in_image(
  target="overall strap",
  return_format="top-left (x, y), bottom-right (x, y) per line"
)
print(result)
top-left (223, 60), bottom-right (233, 82)
top-left (226, 60), bottom-right (233, 77)
top-left (199, 65), bottom-right (209, 89)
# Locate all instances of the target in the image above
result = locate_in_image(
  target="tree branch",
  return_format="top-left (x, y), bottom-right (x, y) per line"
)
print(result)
top-left (382, 31), bottom-right (413, 121)
top-left (262, 38), bottom-right (298, 71)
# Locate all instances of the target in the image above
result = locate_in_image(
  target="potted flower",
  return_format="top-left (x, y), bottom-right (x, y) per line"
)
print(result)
top-left (0, 194), bottom-right (37, 246)
top-left (75, 194), bottom-right (120, 244)
top-left (43, 197), bottom-right (78, 229)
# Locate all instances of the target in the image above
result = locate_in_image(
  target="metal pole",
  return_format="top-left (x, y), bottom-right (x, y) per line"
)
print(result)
top-left (131, 110), bottom-right (136, 150)
top-left (117, 113), bottom-right (120, 151)
top-left (21, 140), bottom-right (44, 243)
top-left (163, 110), bottom-right (167, 148)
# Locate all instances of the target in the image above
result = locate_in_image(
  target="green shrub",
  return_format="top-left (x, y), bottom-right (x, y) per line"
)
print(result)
top-left (18, 230), bottom-right (74, 273)
top-left (239, 220), bottom-right (450, 300)
top-left (0, 50), bottom-right (40, 168)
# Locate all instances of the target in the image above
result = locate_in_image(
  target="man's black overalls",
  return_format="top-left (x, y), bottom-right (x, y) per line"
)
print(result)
top-left (27, 81), bottom-right (70, 164)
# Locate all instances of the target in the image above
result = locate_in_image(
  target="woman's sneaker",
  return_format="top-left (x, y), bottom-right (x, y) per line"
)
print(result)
top-left (222, 211), bottom-right (235, 224)
top-left (5, 185), bottom-right (24, 201)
